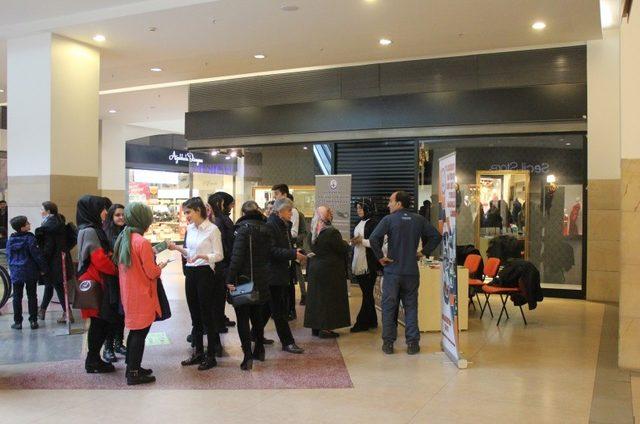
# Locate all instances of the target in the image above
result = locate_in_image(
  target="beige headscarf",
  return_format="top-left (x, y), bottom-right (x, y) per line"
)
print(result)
top-left (310, 206), bottom-right (330, 244)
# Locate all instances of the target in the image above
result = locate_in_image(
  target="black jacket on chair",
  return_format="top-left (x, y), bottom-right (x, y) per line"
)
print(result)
top-left (265, 214), bottom-right (297, 287)
top-left (226, 212), bottom-right (272, 303)
top-left (492, 259), bottom-right (543, 310)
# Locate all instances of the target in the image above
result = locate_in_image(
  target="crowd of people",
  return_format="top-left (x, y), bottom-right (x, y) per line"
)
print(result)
top-left (3, 185), bottom-right (441, 386)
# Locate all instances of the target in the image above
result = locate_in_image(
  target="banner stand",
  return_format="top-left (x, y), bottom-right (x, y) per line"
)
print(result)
top-left (56, 252), bottom-right (84, 336)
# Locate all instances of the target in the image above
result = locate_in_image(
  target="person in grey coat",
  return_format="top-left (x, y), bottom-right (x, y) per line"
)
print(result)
top-left (303, 206), bottom-right (351, 338)
top-left (369, 191), bottom-right (441, 355)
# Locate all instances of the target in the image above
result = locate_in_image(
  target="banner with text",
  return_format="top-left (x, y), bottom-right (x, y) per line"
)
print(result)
top-left (438, 153), bottom-right (465, 368)
top-left (315, 175), bottom-right (352, 241)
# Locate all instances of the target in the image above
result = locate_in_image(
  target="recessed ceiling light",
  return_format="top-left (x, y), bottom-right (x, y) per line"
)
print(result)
top-left (379, 38), bottom-right (392, 46)
top-left (0, 89), bottom-right (4, 93)
top-left (92, 34), bottom-right (106, 42)
top-left (254, 54), bottom-right (266, 59)
top-left (532, 21), bottom-right (546, 30)
top-left (211, 150), bottom-right (219, 156)
top-left (225, 156), bottom-right (231, 160)
top-left (108, 109), bottom-right (117, 114)
top-left (281, 5), bottom-right (299, 11)
top-left (565, 142), bottom-right (572, 146)
top-left (230, 151), bottom-right (238, 158)
top-left (303, 146), bottom-right (308, 150)
top-left (150, 67), bottom-right (162, 72)
top-left (148, 27), bottom-right (157, 32)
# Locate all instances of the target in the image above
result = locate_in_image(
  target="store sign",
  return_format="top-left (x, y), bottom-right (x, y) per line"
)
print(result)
top-left (490, 161), bottom-right (550, 174)
top-left (439, 152), bottom-right (466, 369)
top-left (168, 150), bottom-right (204, 166)
top-left (315, 175), bottom-right (352, 241)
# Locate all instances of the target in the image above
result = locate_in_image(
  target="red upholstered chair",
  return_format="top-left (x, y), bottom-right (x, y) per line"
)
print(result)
top-left (481, 279), bottom-right (528, 326)
top-left (464, 254), bottom-right (483, 311)
top-left (478, 257), bottom-right (500, 319)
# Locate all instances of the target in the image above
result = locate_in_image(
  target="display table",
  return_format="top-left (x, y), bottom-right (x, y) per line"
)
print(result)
top-left (374, 264), bottom-right (469, 333)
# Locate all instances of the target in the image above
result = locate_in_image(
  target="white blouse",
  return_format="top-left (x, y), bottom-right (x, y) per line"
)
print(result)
top-left (351, 219), bottom-right (371, 275)
top-left (183, 219), bottom-right (224, 270)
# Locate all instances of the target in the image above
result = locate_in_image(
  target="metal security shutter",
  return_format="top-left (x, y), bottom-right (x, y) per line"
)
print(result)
top-left (335, 140), bottom-right (418, 230)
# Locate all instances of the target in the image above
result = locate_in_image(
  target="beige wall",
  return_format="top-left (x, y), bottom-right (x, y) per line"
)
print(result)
top-left (619, 9), bottom-right (640, 370)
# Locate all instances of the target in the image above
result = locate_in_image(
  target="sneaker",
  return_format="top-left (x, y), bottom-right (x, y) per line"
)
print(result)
top-left (11, 322), bottom-right (22, 330)
top-left (382, 341), bottom-right (394, 355)
top-left (102, 348), bottom-right (117, 363)
top-left (407, 342), bottom-right (420, 355)
top-left (30, 321), bottom-right (39, 330)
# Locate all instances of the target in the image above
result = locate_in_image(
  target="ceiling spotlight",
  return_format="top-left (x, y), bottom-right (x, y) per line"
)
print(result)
top-left (254, 54), bottom-right (266, 59)
top-left (0, 89), bottom-right (4, 93)
top-left (281, 5), bottom-right (299, 11)
top-left (108, 109), bottom-right (117, 114)
top-left (532, 21), bottom-right (546, 30)
top-left (211, 150), bottom-right (219, 156)
top-left (92, 34), bottom-right (106, 42)
top-left (565, 142), bottom-right (572, 146)
top-left (379, 38), bottom-right (392, 46)
top-left (225, 156), bottom-right (231, 160)
top-left (150, 67), bottom-right (162, 72)
top-left (230, 151), bottom-right (238, 158)
top-left (303, 146), bottom-right (308, 150)
top-left (148, 27), bottom-right (157, 32)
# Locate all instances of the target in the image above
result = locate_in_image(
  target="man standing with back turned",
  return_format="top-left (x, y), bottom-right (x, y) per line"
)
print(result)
top-left (370, 191), bottom-right (441, 355)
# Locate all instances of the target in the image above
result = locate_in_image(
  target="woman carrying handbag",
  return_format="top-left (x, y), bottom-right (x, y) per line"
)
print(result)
top-left (226, 201), bottom-right (273, 370)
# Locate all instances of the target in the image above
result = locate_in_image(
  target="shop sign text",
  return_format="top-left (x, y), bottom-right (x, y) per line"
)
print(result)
top-left (490, 161), bottom-right (550, 174)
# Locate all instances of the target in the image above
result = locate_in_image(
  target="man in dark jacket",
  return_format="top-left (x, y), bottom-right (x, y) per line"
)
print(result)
top-left (264, 197), bottom-right (306, 354)
top-left (370, 191), bottom-right (442, 355)
top-left (6, 215), bottom-right (47, 329)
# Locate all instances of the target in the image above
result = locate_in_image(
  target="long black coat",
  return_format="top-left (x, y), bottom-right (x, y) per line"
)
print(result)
top-left (304, 226), bottom-right (351, 330)
top-left (265, 214), bottom-right (297, 287)
top-left (35, 214), bottom-right (73, 287)
top-left (226, 213), bottom-right (272, 303)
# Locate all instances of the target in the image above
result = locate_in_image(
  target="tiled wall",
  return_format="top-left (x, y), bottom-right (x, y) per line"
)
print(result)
top-left (619, 160), bottom-right (640, 369)
top-left (587, 179), bottom-right (621, 302)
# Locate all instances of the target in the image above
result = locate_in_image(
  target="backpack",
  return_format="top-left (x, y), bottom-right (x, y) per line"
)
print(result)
top-left (65, 222), bottom-right (78, 250)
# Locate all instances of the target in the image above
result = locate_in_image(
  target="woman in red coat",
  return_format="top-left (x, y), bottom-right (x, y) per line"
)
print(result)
top-left (113, 202), bottom-right (168, 385)
top-left (76, 195), bottom-right (118, 373)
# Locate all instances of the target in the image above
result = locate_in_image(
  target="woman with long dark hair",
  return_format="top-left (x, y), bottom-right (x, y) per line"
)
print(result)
top-left (76, 195), bottom-right (118, 373)
top-left (101, 204), bottom-right (127, 362)
top-left (350, 199), bottom-right (380, 332)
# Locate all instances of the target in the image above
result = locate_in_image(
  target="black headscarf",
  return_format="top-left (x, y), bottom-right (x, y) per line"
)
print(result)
top-left (356, 199), bottom-right (374, 220)
top-left (76, 195), bottom-right (111, 251)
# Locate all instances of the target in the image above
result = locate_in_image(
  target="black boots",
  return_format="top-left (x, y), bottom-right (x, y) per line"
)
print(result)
top-left (252, 343), bottom-right (266, 362)
top-left (197, 353), bottom-right (217, 371)
top-left (114, 335), bottom-right (127, 356)
top-left (102, 337), bottom-right (117, 363)
top-left (85, 354), bottom-right (116, 374)
top-left (241, 351), bottom-right (253, 371)
top-left (126, 369), bottom-right (156, 386)
top-left (181, 350), bottom-right (204, 366)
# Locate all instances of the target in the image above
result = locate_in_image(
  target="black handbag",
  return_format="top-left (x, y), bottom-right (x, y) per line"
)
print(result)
top-left (72, 279), bottom-right (103, 310)
top-left (229, 232), bottom-right (260, 307)
top-left (155, 277), bottom-right (172, 321)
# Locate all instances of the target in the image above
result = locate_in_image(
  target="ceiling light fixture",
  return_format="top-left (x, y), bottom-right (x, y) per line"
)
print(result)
top-left (565, 142), bottom-right (572, 146)
top-left (0, 89), bottom-right (4, 93)
top-left (108, 109), bottom-right (117, 114)
top-left (303, 146), bottom-right (308, 150)
top-left (254, 54), bottom-right (266, 59)
top-left (150, 67), bottom-right (163, 72)
top-left (225, 156), bottom-right (231, 160)
top-left (379, 38), bottom-right (392, 46)
top-left (532, 21), bottom-right (546, 30)
top-left (281, 5), bottom-right (299, 11)
top-left (211, 150), bottom-right (219, 156)
top-left (148, 27), bottom-right (157, 32)
top-left (92, 34), bottom-right (106, 42)
top-left (230, 151), bottom-right (238, 158)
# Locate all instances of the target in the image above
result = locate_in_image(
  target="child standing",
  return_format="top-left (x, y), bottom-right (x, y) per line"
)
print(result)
top-left (6, 216), bottom-right (47, 329)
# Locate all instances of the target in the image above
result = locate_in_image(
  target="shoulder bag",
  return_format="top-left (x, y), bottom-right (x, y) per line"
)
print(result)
top-left (229, 230), bottom-right (260, 307)
top-left (72, 279), bottom-right (103, 310)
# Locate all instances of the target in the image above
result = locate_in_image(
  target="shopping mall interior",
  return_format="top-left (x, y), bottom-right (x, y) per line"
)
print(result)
top-left (0, 1), bottom-right (639, 423)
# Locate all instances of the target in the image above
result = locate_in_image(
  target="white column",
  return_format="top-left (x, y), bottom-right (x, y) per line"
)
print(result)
top-left (7, 33), bottom-right (100, 225)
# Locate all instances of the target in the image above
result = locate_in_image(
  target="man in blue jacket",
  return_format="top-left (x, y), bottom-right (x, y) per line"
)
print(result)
top-left (6, 215), bottom-right (47, 329)
top-left (370, 191), bottom-right (441, 355)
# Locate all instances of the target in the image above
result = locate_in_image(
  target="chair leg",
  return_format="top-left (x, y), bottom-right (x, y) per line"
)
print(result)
top-left (480, 293), bottom-right (494, 319)
top-left (469, 295), bottom-right (476, 311)
top-left (519, 305), bottom-right (528, 325)
top-left (496, 294), bottom-right (509, 326)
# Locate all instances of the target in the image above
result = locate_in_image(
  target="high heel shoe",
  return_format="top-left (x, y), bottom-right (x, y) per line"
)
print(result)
top-left (240, 355), bottom-right (253, 371)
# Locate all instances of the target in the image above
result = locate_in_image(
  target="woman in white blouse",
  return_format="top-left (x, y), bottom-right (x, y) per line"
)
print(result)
top-left (169, 197), bottom-right (223, 371)
top-left (349, 200), bottom-right (380, 333)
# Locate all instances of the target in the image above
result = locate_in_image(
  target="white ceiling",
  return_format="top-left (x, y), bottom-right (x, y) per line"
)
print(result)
top-left (0, 0), bottom-right (605, 133)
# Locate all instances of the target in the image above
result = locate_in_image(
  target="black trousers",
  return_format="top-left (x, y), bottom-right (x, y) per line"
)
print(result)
top-left (185, 266), bottom-right (216, 353)
top-left (235, 303), bottom-right (264, 354)
top-left (354, 272), bottom-right (378, 328)
top-left (40, 283), bottom-right (66, 312)
top-left (12, 281), bottom-right (38, 323)
top-left (212, 267), bottom-right (228, 332)
top-left (87, 317), bottom-right (110, 363)
top-left (261, 285), bottom-right (294, 346)
top-left (125, 326), bottom-right (151, 371)
top-left (105, 320), bottom-right (125, 347)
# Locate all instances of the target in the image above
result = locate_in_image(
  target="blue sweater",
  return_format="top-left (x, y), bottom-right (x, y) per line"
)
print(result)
top-left (370, 209), bottom-right (442, 276)
top-left (6, 231), bottom-right (47, 283)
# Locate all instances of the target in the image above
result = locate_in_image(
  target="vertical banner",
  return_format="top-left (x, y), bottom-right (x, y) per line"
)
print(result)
top-left (438, 153), bottom-right (466, 369)
top-left (315, 175), bottom-right (352, 240)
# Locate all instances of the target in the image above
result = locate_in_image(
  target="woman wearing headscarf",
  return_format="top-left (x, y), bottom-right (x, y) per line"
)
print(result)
top-left (303, 206), bottom-right (351, 338)
top-left (226, 201), bottom-right (272, 370)
top-left (113, 202), bottom-right (167, 385)
top-left (349, 200), bottom-right (380, 332)
top-left (76, 195), bottom-right (118, 373)
top-left (101, 204), bottom-right (127, 363)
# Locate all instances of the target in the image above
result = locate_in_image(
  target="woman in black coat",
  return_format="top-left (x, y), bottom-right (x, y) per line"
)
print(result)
top-left (37, 201), bottom-right (74, 323)
top-left (304, 206), bottom-right (351, 338)
top-left (226, 201), bottom-right (272, 370)
top-left (349, 200), bottom-right (380, 332)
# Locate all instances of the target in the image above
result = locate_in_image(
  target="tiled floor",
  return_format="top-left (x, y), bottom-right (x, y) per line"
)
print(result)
top-left (0, 259), bottom-right (632, 423)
